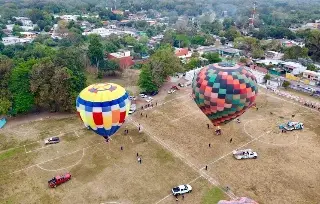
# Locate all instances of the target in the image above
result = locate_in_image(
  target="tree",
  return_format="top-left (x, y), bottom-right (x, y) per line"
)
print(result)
top-left (53, 47), bottom-right (86, 95)
top-left (138, 64), bottom-right (158, 92)
top-left (191, 35), bottom-right (206, 46)
top-left (124, 35), bottom-right (137, 46)
top-left (105, 41), bottom-right (118, 53)
top-left (0, 55), bottom-right (13, 115)
top-left (133, 43), bottom-right (148, 54)
top-left (201, 20), bottom-right (223, 35)
top-left (224, 27), bottom-right (241, 41)
top-left (283, 46), bottom-right (309, 60)
top-left (234, 37), bottom-right (260, 54)
top-left (223, 18), bottom-right (234, 30)
top-left (44, 25), bottom-right (51, 32)
top-left (264, 74), bottom-right (271, 82)
top-left (239, 57), bottom-right (247, 64)
top-left (9, 59), bottom-right (38, 114)
top-left (252, 48), bottom-right (264, 59)
top-left (50, 67), bottom-right (74, 112)
top-left (307, 64), bottom-right (317, 71)
top-left (202, 53), bottom-right (222, 64)
top-left (30, 59), bottom-right (55, 110)
top-left (306, 30), bottom-right (320, 62)
top-left (12, 25), bottom-right (23, 36)
top-left (148, 45), bottom-right (184, 87)
top-left (139, 36), bottom-right (149, 44)
top-left (185, 58), bottom-right (201, 71)
top-left (88, 35), bottom-right (104, 70)
top-left (282, 80), bottom-right (291, 88)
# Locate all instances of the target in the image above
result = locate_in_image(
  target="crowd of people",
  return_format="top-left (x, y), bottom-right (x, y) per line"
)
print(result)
top-left (266, 87), bottom-right (320, 111)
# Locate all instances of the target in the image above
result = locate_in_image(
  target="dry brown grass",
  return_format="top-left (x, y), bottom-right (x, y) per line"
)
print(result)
top-left (132, 87), bottom-right (320, 204)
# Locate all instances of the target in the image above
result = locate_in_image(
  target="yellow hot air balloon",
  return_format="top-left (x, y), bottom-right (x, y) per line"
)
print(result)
top-left (76, 83), bottom-right (130, 138)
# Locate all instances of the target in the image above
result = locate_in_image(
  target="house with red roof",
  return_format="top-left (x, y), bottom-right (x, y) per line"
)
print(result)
top-left (107, 50), bottom-right (134, 69)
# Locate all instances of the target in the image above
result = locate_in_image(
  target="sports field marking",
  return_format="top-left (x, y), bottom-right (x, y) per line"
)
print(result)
top-left (0, 128), bottom-right (84, 155)
top-left (36, 148), bottom-right (85, 172)
top-left (170, 110), bottom-right (200, 122)
top-left (129, 136), bottom-right (134, 143)
top-left (3, 141), bottom-right (104, 178)
top-left (74, 130), bottom-right (80, 137)
top-left (201, 130), bottom-right (271, 170)
top-left (154, 176), bottom-right (202, 204)
top-left (243, 119), bottom-right (299, 146)
top-left (129, 118), bottom-right (234, 199)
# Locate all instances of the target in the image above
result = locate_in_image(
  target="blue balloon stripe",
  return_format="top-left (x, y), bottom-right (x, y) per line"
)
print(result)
top-left (76, 92), bottom-right (129, 108)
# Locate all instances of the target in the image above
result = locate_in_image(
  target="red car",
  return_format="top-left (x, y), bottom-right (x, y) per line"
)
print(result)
top-left (48, 173), bottom-right (71, 188)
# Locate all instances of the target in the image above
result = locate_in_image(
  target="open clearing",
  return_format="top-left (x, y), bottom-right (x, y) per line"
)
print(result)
top-left (0, 85), bottom-right (319, 204)
top-left (133, 87), bottom-right (320, 204)
top-left (0, 113), bottom-right (226, 203)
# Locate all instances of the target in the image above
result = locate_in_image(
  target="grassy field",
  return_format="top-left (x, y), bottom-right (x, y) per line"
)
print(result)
top-left (0, 114), bottom-right (226, 203)
top-left (1, 83), bottom-right (319, 203)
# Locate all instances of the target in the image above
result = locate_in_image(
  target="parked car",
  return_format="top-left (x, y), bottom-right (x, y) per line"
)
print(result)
top-left (233, 149), bottom-right (257, 160)
top-left (129, 96), bottom-right (136, 101)
top-left (168, 89), bottom-right (176, 94)
top-left (48, 173), bottom-right (71, 188)
top-left (128, 109), bottom-right (136, 114)
top-left (149, 91), bottom-right (159, 96)
top-left (129, 104), bottom-right (136, 114)
top-left (44, 137), bottom-right (60, 145)
top-left (172, 184), bottom-right (192, 196)
top-left (139, 94), bottom-right (147, 98)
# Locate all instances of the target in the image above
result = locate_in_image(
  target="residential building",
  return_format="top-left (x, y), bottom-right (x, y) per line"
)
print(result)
top-left (196, 46), bottom-right (218, 56)
top-left (303, 70), bottom-right (320, 82)
top-left (112, 10), bottom-right (124, 15)
top-left (59, 15), bottom-right (80, 22)
top-left (175, 48), bottom-right (192, 59)
top-left (82, 28), bottom-right (136, 37)
top-left (218, 48), bottom-right (241, 57)
top-left (107, 50), bottom-right (134, 69)
top-left (20, 32), bottom-right (37, 39)
top-left (280, 39), bottom-right (305, 48)
top-left (2, 36), bottom-right (33, 46)
top-left (13, 17), bottom-right (33, 26)
top-left (280, 62), bottom-right (307, 75)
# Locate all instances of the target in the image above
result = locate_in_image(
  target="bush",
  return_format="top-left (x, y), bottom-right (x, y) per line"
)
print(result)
top-left (282, 80), bottom-right (291, 88)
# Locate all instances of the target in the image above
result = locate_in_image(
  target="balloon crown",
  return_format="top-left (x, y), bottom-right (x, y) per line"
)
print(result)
top-left (218, 62), bottom-right (235, 67)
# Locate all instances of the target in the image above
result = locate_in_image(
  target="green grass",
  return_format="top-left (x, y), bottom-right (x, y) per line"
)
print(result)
top-left (201, 187), bottom-right (226, 204)
top-left (0, 148), bottom-right (23, 161)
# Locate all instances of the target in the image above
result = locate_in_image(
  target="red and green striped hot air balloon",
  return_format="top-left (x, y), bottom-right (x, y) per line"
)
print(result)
top-left (192, 62), bottom-right (258, 126)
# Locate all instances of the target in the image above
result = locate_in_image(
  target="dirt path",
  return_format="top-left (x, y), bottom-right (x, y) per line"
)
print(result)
top-left (3, 112), bottom-right (74, 129)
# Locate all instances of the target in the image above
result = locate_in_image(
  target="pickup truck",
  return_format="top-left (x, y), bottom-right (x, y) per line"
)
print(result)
top-left (48, 173), bottom-right (71, 188)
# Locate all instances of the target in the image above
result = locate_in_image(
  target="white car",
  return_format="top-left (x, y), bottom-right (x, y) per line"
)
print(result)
top-left (233, 149), bottom-right (258, 160)
top-left (168, 89), bottom-right (176, 94)
top-left (139, 94), bottom-right (147, 98)
top-left (129, 96), bottom-right (136, 101)
top-left (128, 109), bottom-right (136, 114)
top-left (44, 137), bottom-right (60, 145)
top-left (145, 97), bottom-right (153, 103)
top-left (172, 184), bottom-right (192, 196)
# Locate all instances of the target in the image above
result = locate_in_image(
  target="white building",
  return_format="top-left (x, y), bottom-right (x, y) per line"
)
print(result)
top-left (82, 28), bottom-right (136, 37)
top-left (303, 70), bottom-right (320, 82)
top-left (281, 62), bottom-right (307, 75)
top-left (2, 36), bottom-right (33, 46)
top-left (59, 15), bottom-right (80, 22)
top-left (14, 17), bottom-right (33, 26)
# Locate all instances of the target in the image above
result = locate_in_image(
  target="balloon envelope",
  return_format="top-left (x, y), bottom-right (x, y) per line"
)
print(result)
top-left (76, 82), bottom-right (130, 137)
top-left (192, 63), bottom-right (258, 126)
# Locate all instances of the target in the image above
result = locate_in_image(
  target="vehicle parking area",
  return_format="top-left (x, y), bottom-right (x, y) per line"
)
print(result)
top-left (133, 87), bottom-right (320, 204)
top-left (0, 86), bottom-right (320, 204)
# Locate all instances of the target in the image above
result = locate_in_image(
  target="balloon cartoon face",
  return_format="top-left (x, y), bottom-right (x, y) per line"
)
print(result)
top-left (192, 63), bottom-right (258, 126)
top-left (76, 83), bottom-right (130, 138)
